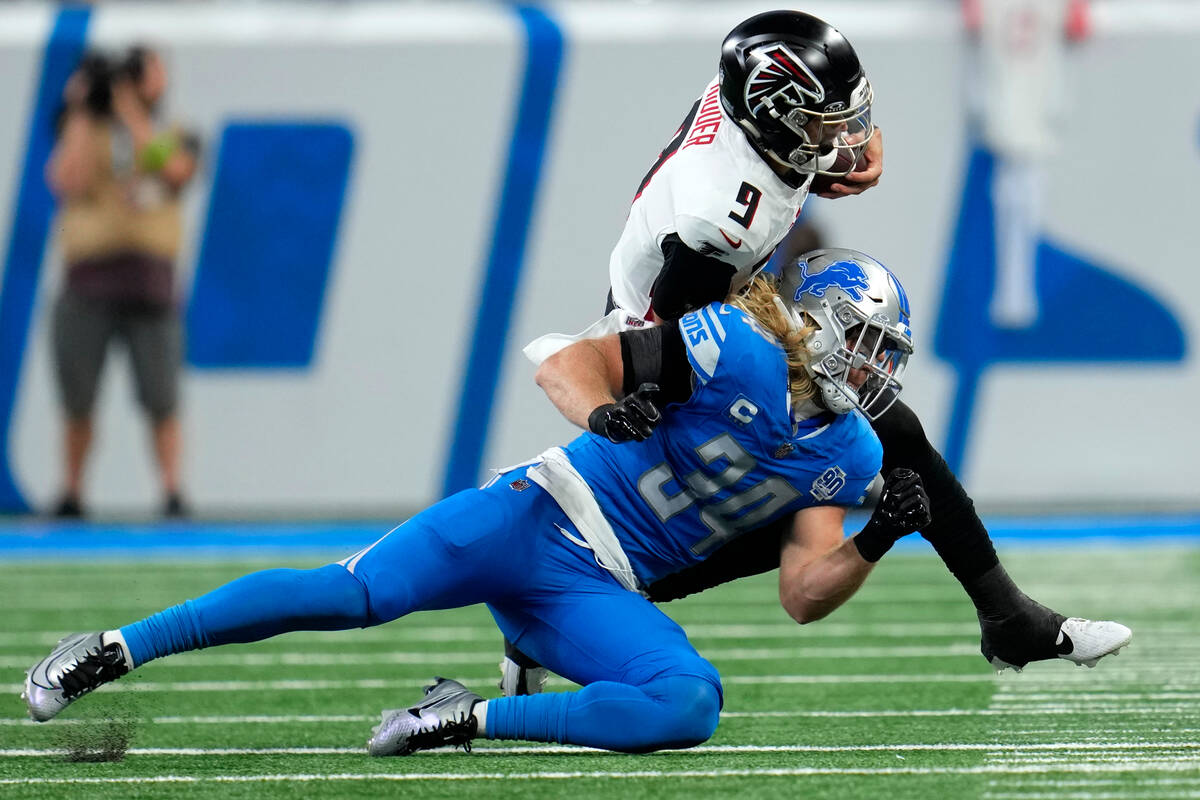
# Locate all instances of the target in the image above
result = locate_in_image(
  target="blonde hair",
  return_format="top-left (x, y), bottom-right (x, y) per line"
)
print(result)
top-left (727, 276), bottom-right (819, 410)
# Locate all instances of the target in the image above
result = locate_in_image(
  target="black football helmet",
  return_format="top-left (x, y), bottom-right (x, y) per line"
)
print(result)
top-left (719, 10), bottom-right (874, 177)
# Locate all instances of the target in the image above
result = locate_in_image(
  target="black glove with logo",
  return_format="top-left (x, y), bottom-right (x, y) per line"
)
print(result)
top-left (853, 468), bottom-right (932, 563)
top-left (588, 383), bottom-right (662, 443)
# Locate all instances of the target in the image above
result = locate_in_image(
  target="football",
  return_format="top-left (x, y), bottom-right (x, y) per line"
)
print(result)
top-left (810, 149), bottom-right (865, 195)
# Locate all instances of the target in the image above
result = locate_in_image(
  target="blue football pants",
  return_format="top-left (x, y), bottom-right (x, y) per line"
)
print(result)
top-left (120, 472), bottom-right (722, 752)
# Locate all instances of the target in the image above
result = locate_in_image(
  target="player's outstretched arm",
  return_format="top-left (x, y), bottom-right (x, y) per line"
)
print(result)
top-left (779, 468), bottom-right (931, 624)
top-left (535, 335), bottom-right (626, 430)
top-left (537, 327), bottom-right (686, 442)
top-left (779, 505), bottom-right (866, 624)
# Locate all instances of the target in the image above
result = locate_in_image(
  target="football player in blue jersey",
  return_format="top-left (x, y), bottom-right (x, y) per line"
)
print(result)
top-left (507, 9), bottom-right (1132, 693)
top-left (26, 250), bottom-right (944, 755)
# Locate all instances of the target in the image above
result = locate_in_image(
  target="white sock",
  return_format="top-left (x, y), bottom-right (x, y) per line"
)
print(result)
top-left (472, 699), bottom-right (488, 737)
top-left (102, 629), bottom-right (134, 666)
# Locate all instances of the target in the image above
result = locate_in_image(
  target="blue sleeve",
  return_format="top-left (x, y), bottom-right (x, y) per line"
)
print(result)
top-left (678, 303), bottom-right (780, 387)
top-left (677, 304), bottom-right (728, 386)
top-left (809, 412), bottom-right (884, 507)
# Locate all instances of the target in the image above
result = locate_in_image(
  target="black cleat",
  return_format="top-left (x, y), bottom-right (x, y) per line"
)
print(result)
top-left (53, 495), bottom-right (84, 518)
top-left (163, 492), bottom-right (189, 518)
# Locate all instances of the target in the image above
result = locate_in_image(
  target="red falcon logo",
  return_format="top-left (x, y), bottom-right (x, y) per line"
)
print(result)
top-left (744, 44), bottom-right (825, 117)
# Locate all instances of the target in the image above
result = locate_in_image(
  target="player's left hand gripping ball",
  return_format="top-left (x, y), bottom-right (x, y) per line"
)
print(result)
top-left (588, 383), bottom-right (662, 443)
top-left (815, 127), bottom-right (883, 198)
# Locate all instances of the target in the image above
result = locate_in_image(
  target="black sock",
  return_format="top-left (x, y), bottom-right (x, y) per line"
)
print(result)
top-left (971, 564), bottom-right (1066, 663)
top-left (871, 401), bottom-right (999, 584)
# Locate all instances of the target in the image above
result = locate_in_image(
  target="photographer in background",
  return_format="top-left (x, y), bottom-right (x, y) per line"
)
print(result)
top-left (46, 45), bottom-right (200, 518)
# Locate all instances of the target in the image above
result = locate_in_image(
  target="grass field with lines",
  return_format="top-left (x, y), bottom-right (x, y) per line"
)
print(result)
top-left (1, 542), bottom-right (1197, 798)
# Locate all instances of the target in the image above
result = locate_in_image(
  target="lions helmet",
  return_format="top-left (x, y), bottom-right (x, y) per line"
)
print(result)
top-left (719, 11), bottom-right (874, 178)
top-left (777, 248), bottom-right (913, 419)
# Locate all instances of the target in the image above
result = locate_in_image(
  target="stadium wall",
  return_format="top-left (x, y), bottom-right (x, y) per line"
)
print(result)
top-left (0, 1), bottom-right (1195, 515)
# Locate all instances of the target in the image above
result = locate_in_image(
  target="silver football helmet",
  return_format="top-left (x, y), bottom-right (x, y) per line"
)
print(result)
top-left (777, 248), bottom-right (914, 419)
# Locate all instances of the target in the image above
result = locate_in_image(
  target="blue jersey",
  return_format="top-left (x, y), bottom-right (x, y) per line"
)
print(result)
top-left (562, 302), bottom-right (883, 585)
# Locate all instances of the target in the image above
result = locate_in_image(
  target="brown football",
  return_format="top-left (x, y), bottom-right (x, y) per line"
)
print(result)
top-left (809, 149), bottom-right (863, 195)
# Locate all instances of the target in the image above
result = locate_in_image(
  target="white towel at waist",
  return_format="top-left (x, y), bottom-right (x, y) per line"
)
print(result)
top-left (522, 308), bottom-right (649, 366)
top-left (525, 446), bottom-right (641, 592)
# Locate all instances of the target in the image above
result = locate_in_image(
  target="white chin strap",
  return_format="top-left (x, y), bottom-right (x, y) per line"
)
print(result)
top-left (817, 376), bottom-right (858, 415)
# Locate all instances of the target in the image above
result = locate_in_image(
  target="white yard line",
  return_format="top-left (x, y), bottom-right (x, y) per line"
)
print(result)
top-left (992, 778), bottom-right (1200, 787)
top-left (1, 762), bottom-right (1198, 785)
top-left (5, 742), bottom-right (1200, 758)
top-left (993, 693), bottom-right (1200, 701)
top-left (5, 670), bottom-right (1197, 695)
top-left (0, 674), bottom-right (1003, 694)
top-left (3, 707), bottom-right (1197, 727)
top-left (2, 621), bottom-right (1192, 647)
top-left (0, 622), bottom-right (984, 645)
top-left (0, 644), bottom-right (987, 669)
top-left (985, 794), bottom-right (1200, 799)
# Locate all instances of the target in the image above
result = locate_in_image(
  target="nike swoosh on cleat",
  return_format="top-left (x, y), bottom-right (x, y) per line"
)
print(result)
top-left (1056, 631), bottom-right (1074, 656)
top-left (30, 660), bottom-right (56, 690)
top-left (31, 641), bottom-right (80, 689)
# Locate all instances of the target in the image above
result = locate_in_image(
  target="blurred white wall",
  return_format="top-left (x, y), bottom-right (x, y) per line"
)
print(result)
top-left (0, 1), bottom-right (1195, 514)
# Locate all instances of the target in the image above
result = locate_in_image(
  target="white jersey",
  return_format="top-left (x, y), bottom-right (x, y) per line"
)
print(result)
top-left (975, 0), bottom-right (1071, 159)
top-left (525, 77), bottom-right (810, 364)
top-left (611, 77), bottom-right (810, 320)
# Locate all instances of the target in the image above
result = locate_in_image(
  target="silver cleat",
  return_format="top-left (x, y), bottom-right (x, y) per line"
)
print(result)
top-left (367, 677), bottom-right (482, 756)
top-left (22, 632), bottom-right (130, 722)
top-left (499, 656), bottom-right (548, 697)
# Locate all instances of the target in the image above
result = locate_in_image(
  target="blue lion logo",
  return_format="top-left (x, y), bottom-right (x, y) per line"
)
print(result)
top-left (793, 260), bottom-right (870, 302)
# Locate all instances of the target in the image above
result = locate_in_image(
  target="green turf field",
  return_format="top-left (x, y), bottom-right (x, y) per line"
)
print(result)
top-left (1, 545), bottom-right (1196, 799)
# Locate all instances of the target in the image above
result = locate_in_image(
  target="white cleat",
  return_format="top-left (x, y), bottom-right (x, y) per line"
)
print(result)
top-left (990, 617), bottom-right (1132, 673)
top-left (1055, 617), bottom-right (1133, 668)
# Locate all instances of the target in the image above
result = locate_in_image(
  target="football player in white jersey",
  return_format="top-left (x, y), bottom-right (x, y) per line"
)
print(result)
top-left (524, 10), bottom-right (877, 362)
top-left (509, 10), bottom-right (1130, 694)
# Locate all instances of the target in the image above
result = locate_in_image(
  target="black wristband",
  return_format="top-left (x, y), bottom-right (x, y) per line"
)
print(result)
top-left (852, 524), bottom-right (895, 563)
top-left (588, 404), bottom-right (616, 437)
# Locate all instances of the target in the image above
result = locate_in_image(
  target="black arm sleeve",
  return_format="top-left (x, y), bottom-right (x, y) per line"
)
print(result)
top-left (618, 322), bottom-right (693, 406)
top-left (869, 399), bottom-right (998, 582)
top-left (651, 234), bottom-right (737, 322)
top-left (645, 515), bottom-right (791, 602)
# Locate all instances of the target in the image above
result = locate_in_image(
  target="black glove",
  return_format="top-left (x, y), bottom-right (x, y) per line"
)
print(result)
top-left (588, 383), bottom-right (662, 443)
top-left (853, 468), bottom-right (932, 563)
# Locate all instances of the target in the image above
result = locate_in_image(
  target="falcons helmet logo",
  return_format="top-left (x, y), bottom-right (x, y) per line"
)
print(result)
top-left (743, 44), bottom-right (825, 118)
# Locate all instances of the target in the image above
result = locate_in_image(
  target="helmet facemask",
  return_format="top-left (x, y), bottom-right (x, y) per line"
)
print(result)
top-left (778, 81), bottom-right (874, 177)
top-left (804, 298), bottom-right (910, 420)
